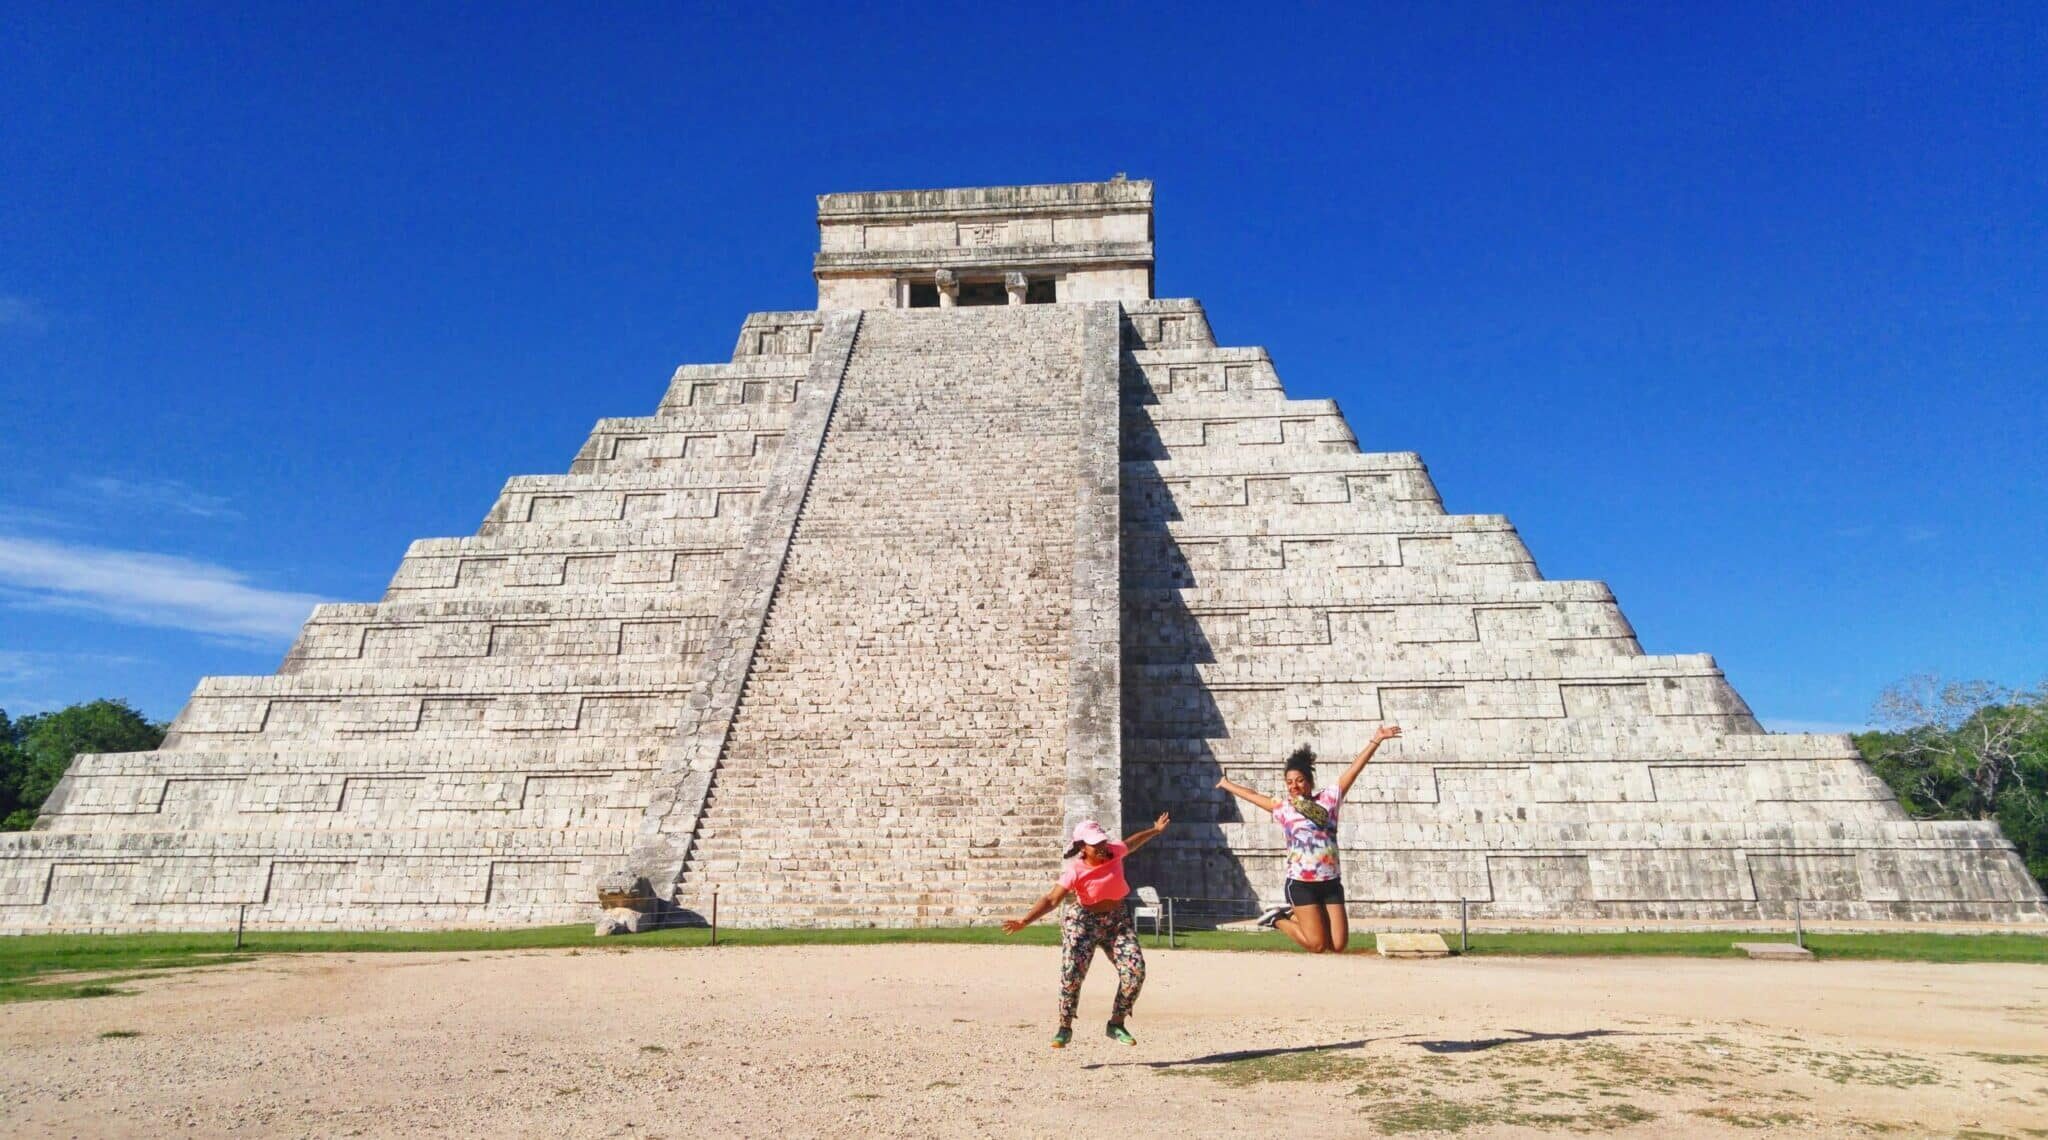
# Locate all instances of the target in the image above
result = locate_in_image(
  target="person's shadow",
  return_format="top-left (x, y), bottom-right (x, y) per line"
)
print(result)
top-left (1410, 1028), bottom-right (1645, 1054)
top-left (1081, 1027), bottom-right (1658, 1070)
top-left (1082, 1036), bottom-right (1397, 1071)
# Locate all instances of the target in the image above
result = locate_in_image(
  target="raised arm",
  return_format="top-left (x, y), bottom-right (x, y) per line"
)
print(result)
top-left (1215, 776), bottom-right (1280, 815)
top-left (1002, 883), bottom-right (1071, 934)
top-left (1123, 812), bottom-right (1171, 855)
top-left (1334, 724), bottom-right (1402, 799)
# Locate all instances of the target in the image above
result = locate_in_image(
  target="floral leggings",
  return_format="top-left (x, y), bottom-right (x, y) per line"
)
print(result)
top-left (1059, 903), bottom-right (1146, 1027)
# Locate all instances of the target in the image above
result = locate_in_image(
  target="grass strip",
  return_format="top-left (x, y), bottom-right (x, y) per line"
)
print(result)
top-left (3, 925), bottom-right (2041, 1003)
top-left (1450, 930), bottom-right (2048, 962)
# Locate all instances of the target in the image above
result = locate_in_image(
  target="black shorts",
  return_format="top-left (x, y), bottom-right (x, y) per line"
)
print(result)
top-left (1285, 877), bottom-right (1346, 906)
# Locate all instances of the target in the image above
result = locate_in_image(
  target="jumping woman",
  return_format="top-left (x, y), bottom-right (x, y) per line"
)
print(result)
top-left (1215, 724), bottom-right (1401, 953)
top-left (1003, 813), bottom-right (1170, 1048)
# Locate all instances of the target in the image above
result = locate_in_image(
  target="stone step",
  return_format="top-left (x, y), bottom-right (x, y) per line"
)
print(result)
top-left (688, 838), bottom-right (1062, 856)
top-left (1376, 932), bottom-right (1452, 958)
top-left (681, 859), bottom-right (1063, 877)
top-left (677, 880), bottom-right (1029, 897)
top-left (1733, 942), bottom-right (1815, 960)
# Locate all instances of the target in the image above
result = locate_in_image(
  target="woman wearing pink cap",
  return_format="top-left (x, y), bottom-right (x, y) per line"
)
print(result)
top-left (1003, 812), bottom-right (1170, 1048)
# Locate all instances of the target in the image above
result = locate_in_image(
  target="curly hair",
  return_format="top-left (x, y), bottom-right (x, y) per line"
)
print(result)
top-left (1283, 745), bottom-right (1316, 778)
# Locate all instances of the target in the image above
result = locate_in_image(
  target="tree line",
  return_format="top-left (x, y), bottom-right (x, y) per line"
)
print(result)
top-left (1854, 676), bottom-right (2048, 890)
top-left (2, 681), bottom-right (2043, 892)
top-left (0, 700), bottom-right (166, 830)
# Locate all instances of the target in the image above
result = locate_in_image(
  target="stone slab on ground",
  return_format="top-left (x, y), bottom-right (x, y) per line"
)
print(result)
top-left (1734, 941), bottom-right (1815, 960)
top-left (1377, 931), bottom-right (1453, 958)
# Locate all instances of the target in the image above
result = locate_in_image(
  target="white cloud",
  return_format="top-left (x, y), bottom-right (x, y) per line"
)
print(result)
top-left (0, 650), bottom-right (153, 717)
top-left (1829, 524), bottom-right (1940, 544)
top-left (0, 535), bottom-right (326, 641)
top-left (0, 649), bottom-right (149, 684)
top-left (0, 503), bottom-right (77, 533)
top-left (0, 649), bottom-right (49, 687)
top-left (75, 476), bottom-right (241, 520)
top-left (0, 294), bottom-right (50, 334)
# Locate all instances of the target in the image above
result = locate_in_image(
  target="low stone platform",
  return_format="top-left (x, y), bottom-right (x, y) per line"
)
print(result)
top-left (1377, 932), bottom-right (1453, 958)
top-left (1733, 941), bottom-right (1815, 960)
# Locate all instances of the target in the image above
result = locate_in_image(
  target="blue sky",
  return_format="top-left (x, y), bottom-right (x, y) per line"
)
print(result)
top-left (1, 3), bottom-right (2042, 731)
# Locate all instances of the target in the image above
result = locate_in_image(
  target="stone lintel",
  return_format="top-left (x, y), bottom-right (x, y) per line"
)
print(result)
top-left (816, 179), bottom-right (1152, 220)
top-left (813, 241), bottom-right (1155, 274)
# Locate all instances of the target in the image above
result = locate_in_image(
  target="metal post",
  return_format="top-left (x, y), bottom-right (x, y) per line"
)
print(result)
top-left (711, 887), bottom-right (719, 947)
top-left (1459, 898), bottom-right (1469, 953)
top-left (1167, 898), bottom-right (1176, 950)
top-left (235, 903), bottom-right (247, 950)
top-left (1794, 897), bottom-right (1803, 950)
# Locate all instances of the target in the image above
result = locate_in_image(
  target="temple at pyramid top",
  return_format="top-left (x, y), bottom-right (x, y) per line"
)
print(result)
top-left (814, 177), bottom-right (1154, 309)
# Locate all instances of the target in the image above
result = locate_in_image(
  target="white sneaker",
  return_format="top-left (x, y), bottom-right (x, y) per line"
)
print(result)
top-left (1255, 905), bottom-right (1292, 929)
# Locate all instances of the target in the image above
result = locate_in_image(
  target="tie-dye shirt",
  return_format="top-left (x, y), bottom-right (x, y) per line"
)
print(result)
top-left (1271, 788), bottom-right (1343, 882)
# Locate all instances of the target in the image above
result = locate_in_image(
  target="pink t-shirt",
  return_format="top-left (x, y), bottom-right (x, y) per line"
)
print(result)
top-left (1058, 840), bottom-right (1130, 906)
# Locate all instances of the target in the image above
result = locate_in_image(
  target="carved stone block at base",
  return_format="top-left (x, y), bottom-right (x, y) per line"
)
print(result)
top-left (1376, 932), bottom-right (1452, 958)
top-left (594, 906), bottom-right (655, 936)
top-left (1733, 942), bottom-right (1814, 960)
top-left (595, 871), bottom-right (659, 913)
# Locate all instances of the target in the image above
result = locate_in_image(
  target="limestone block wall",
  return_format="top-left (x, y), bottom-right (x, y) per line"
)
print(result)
top-left (1116, 300), bottom-right (2046, 923)
top-left (0, 312), bottom-right (829, 933)
top-left (672, 304), bottom-right (1120, 925)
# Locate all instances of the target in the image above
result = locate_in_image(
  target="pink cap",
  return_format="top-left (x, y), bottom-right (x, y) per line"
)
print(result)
top-left (1071, 819), bottom-right (1111, 846)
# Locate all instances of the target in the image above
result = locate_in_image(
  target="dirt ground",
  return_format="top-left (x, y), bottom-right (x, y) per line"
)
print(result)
top-left (4, 944), bottom-right (2046, 1139)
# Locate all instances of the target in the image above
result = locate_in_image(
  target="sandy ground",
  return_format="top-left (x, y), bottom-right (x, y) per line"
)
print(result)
top-left (4, 944), bottom-right (2046, 1139)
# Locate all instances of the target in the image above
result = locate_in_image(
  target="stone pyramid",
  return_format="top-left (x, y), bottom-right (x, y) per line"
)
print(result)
top-left (3, 180), bottom-right (2040, 932)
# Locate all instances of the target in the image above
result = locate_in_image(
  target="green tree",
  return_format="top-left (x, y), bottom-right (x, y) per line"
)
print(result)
top-left (0, 709), bottom-right (21, 826)
top-left (0, 699), bottom-right (167, 830)
top-left (1854, 675), bottom-right (2048, 891)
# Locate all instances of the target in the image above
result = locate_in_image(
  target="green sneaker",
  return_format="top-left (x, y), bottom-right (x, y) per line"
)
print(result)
top-left (1106, 1022), bottom-right (1136, 1046)
top-left (1050, 1026), bottom-right (1072, 1049)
